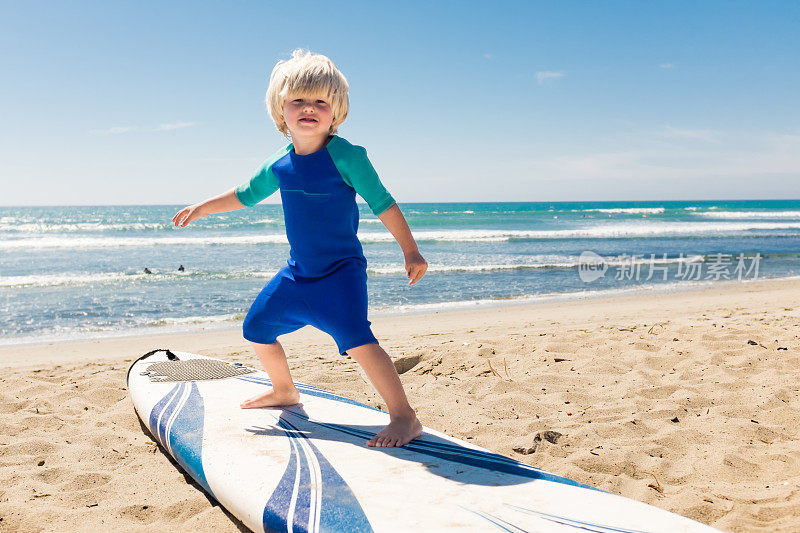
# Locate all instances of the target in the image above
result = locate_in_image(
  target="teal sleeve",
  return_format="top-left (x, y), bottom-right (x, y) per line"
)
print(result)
top-left (327, 139), bottom-right (396, 216)
top-left (234, 145), bottom-right (291, 207)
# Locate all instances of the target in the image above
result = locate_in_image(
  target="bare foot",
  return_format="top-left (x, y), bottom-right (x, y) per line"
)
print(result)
top-left (240, 388), bottom-right (300, 409)
top-left (367, 415), bottom-right (423, 447)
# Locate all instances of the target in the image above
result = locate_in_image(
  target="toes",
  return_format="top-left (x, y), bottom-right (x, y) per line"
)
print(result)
top-left (368, 432), bottom-right (413, 448)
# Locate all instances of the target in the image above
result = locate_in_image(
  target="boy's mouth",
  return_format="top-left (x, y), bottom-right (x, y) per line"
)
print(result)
top-left (299, 117), bottom-right (318, 124)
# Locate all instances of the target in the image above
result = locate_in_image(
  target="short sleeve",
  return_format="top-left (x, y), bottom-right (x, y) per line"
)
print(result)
top-left (327, 138), bottom-right (396, 216)
top-left (234, 145), bottom-right (291, 207)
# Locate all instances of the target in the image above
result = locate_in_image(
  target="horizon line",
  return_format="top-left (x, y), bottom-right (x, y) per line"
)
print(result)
top-left (1, 198), bottom-right (800, 208)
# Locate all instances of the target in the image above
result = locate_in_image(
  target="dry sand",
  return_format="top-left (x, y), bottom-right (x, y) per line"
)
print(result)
top-left (1, 279), bottom-right (799, 532)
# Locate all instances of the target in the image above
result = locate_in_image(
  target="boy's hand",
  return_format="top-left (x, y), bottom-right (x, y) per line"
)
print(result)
top-left (404, 250), bottom-right (428, 285)
top-left (172, 204), bottom-right (206, 227)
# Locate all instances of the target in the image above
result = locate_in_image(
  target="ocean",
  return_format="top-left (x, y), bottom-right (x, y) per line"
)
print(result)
top-left (2, 200), bottom-right (799, 345)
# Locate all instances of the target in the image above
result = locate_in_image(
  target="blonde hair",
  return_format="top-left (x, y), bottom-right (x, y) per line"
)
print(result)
top-left (266, 49), bottom-right (349, 137)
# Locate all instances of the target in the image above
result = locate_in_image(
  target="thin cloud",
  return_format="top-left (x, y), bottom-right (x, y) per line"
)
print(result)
top-left (154, 121), bottom-right (198, 131)
top-left (663, 125), bottom-right (720, 143)
top-left (483, 53), bottom-right (494, 60)
top-left (659, 63), bottom-right (675, 69)
top-left (519, 129), bottom-right (800, 182)
top-left (91, 121), bottom-right (198, 135)
top-left (536, 70), bottom-right (565, 85)
top-left (92, 126), bottom-right (137, 135)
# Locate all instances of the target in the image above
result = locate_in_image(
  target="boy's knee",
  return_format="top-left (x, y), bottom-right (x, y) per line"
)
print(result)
top-left (343, 342), bottom-right (381, 358)
top-left (249, 339), bottom-right (280, 348)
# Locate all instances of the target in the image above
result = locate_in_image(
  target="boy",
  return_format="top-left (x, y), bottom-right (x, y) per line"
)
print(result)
top-left (172, 49), bottom-right (426, 447)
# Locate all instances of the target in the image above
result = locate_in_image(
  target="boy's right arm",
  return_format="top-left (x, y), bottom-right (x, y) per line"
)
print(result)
top-left (172, 188), bottom-right (245, 227)
top-left (175, 145), bottom-right (288, 227)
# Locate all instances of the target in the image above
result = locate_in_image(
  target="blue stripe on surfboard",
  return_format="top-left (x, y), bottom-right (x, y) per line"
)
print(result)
top-left (237, 375), bottom-right (382, 412)
top-left (146, 382), bottom-right (214, 498)
top-left (278, 408), bottom-right (595, 491)
top-left (263, 421), bottom-right (302, 532)
top-left (237, 374), bottom-right (597, 490)
top-left (263, 420), bottom-right (316, 532)
top-left (238, 374), bottom-right (595, 489)
top-left (460, 506), bottom-right (529, 532)
top-left (263, 414), bottom-right (373, 533)
top-left (281, 419), bottom-right (314, 532)
top-left (148, 382), bottom-right (182, 447)
top-left (237, 375), bottom-right (589, 479)
top-left (505, 505), bottom-right (652, 533)
top-left (459, 505), bottom-right (528, 533)
top-left (167, 382), bottom-right (213, 496)
top-left (236, 374), bottom-right (328, 394)
top-left (465, 504), bottom-right (636, 533)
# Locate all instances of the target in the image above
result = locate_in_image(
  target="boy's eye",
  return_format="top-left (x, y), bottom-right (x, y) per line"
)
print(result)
top-left (289, 98), bottom-right (327, 107)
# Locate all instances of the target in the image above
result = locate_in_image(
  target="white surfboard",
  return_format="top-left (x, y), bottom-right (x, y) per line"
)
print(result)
top-left (127, 349), bottom-right (718, 532)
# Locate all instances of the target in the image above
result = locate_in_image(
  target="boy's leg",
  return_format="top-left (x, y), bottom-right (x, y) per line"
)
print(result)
top-left (346, 343), bottom-right (423, 448)
top-left (240, 340), bottom-right (301, 408)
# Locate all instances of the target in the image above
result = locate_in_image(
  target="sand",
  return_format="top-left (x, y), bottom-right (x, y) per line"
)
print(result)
top-left (1, 278), bottom-right (800, 532)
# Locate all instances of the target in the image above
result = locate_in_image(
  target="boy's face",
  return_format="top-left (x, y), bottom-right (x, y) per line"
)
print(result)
top-left (283, 94), bottom-right (334, 141)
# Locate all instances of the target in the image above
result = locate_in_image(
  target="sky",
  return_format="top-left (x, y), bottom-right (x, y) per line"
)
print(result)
top-left (1, 0), bottom-right (798, 206)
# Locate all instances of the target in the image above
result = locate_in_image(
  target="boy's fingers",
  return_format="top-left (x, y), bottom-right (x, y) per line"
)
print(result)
top-left (172, 207), bottom-right (196, 227)
top-left (181, 210), bottom-right (195, 227)
top-left (407, 267), bottom-right (424, 285)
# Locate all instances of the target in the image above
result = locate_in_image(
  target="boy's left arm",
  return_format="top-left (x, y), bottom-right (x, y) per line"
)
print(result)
top-left (378, 204), bottom-right (428, 285)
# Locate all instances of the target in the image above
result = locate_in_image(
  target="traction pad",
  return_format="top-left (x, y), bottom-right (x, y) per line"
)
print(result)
top-left (141, 358), bottom-right (257, 382)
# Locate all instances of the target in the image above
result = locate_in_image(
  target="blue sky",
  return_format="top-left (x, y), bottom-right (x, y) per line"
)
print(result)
top-left (1, 0), bottom-right (798, 205)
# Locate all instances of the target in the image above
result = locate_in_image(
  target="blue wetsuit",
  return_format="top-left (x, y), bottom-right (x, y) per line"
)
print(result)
top-left (234, 135), bottom-right (396, 355)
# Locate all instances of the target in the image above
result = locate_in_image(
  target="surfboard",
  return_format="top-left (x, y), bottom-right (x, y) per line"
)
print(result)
top-left (127, 349), bottom-right (718, 532)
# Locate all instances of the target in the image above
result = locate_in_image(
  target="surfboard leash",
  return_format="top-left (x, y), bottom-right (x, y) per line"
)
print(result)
top-left (141, 348), bottom-right (179, 360)
top-left (126, 348), bottom-right (178, 384)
